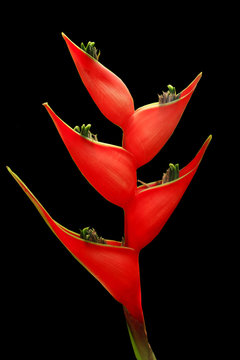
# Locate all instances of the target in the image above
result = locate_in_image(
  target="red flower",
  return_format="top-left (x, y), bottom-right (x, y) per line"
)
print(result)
top-left (43, 103), bottom-right (137, 208)
top-left (8, 34), bottom-right (212, 360)
top-left (124, 136), bottom-right (212, 251)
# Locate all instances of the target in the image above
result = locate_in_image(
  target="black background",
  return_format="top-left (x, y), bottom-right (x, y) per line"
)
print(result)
top-left (1, 4), bottom-right (226, 360)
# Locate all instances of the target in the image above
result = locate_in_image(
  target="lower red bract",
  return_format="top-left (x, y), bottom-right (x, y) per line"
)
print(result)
top-left (7, 167), bottom-right (143, 322)
top-left (124, 136), bottom-right (211, 251)
top-left (123, 73), bottom-right (202, 168)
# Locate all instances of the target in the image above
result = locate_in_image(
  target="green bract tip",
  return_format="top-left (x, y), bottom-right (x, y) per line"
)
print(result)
top-left (80, 41), bottom-right (100, 60)
top-left (80, 227), bottom-right (106, 244)
top-left (158, 84), bottom-right (180, 104)
top-left (162, 163), bottom-right (180, 184)
top-left (167, 85), bottom-right (176, 94)
top-left (74, 123), bottom-right (98, 141)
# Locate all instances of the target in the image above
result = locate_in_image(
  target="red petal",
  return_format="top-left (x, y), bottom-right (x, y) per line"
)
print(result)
top-left (123, 73), bottom-right (202, 168)
top-left (62, 33), bottom-right (134, 129)
top-left (7, 167), bottom-right (143, 322)
top-left (124, 136), bottom-right (211, 251)
top-left (43, 103), bottom-right (137, 208)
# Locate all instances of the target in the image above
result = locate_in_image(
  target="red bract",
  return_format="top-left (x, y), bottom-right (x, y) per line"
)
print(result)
top-left (123, 73), bottom-right (202, 168)
top-left (62, 33), bottom-right (135, 129)
top-left (124, 136), bottom-right (211, 251)
top-left (43, 103), bottom-right (137, 208)
top-left (7, 167), bottom-right (143, 322)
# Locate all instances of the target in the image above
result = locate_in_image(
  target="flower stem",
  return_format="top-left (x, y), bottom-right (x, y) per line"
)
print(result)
top-left (123, 306), bottom-right (157, 360)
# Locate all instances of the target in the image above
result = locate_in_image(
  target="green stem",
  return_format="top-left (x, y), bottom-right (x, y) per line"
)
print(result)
top-left (123, 306), bottom-right (157, 360)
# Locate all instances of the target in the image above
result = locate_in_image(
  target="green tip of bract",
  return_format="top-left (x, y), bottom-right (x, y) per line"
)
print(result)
top-left (74, 123), bottom-right (98, 141)
top-left (167, 84), bottom-right (176, 94)
top-left (80, 123), bottom-right (91, 137)
top-left (80, 41), bottom-right (100, 60)
top-left (80, 227), bottom-right (106, 244)
top-left (162, 163), bottom-right (180, 183)
top-left (158, 84), bottom-right (180, 104)
top-left (73, 125), bottom-right (81, 133)
top-left (80, 226), bottom-right (90, 240)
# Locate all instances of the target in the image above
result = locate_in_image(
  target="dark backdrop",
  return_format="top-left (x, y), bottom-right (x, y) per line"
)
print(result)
top-left (2, 4), bottom-right (224, 360)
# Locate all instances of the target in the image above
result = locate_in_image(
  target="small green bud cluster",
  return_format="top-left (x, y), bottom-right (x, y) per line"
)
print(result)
top-left (80, 41), bottom-right (100, 60)
top-left (138, 162), bottom-right (180, 188)
top-left (74, 124), bottom-right (98, 141)
top-left (158, 84), bottom-right (180, 104)
top-left (162, 163), bottom-right (179, 184)
top-left (80, 227), bottom-right (106, 244)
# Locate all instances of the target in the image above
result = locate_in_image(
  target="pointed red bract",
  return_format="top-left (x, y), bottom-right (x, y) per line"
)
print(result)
top-left (62, 33), bottom-right (134, 129)
top-left (123, 73), bottom-right (202, 168)
top-left (124, 136), bottom-right (211, 251)
top-left (7, 167), bottom-right (143, 322)
top-left (43, 103), bottom-right (137, 208)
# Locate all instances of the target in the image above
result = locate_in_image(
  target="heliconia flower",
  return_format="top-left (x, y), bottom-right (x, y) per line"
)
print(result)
top-left (124, 135), bottom-right (212, 252)
top-left (43, 103), bottom-right (137, 208)
top-left (123, 73), bottom-right (202, 168)
top-left (61, 33), bottom-right (135, 129)
top-left (7, 166), bottom-right (157, 359)
top-left (7, 32), bottom-right (212, 360)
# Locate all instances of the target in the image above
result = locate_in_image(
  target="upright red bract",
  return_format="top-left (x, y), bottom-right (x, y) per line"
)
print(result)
top-left (123, 73), bottom-right (202, 168)
top-left (62, 33), bottom-right (135, 129)
top-left (124, 136), bottom-right (212, 251)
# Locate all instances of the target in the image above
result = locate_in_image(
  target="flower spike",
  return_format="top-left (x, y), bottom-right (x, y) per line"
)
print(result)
top-left (7, 32), bottom-right (212, 360)
top-left (123, 73), bottom-right (202, 168)
top-left (62, 33), bottom-right (134, 129)
top-left (124, 136), bottom-right (212, 251)
top-left (7, 167), bottom-right (143, 322)
top-left (43, 103), bottom-right (137, 208)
